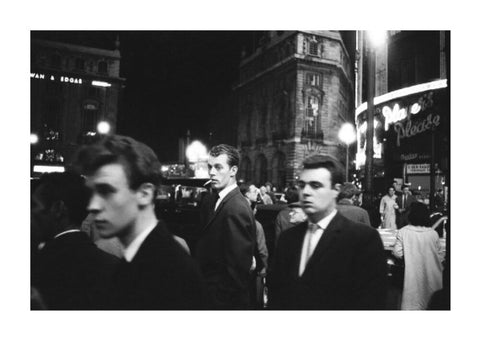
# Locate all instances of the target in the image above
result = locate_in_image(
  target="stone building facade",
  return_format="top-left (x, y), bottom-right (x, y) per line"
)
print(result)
top-left (233, 31), bottom-right (354, 190)
top-left (31, 38), bottom-right (124, 169)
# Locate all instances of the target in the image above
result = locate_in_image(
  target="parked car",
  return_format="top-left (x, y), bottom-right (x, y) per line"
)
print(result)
top-left (155, 177), bottom-right (211, 249)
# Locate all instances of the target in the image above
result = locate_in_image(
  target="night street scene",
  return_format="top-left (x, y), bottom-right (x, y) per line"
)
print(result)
top-left (30, 30), bottom-right (450, 315)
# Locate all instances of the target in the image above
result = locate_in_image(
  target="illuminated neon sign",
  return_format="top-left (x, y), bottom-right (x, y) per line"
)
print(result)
top-left (30, 72), bottom-right (83, 84)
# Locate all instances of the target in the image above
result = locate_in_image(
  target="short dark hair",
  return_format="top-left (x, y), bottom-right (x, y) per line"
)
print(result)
top-left (408, 202), bottom-right (431, 226)
top-left (284, 185), bottom-right (299, 204)
top-left (302, 154), bottom-right (344, 186)
top-left (401, 184), bottom-right (410, 190)
top-left (73, 135), bottom-right (161, 190)
top-left (35, 171), bottom-right (89, 225)
top-left (209, 144), bottom-right (240, 168)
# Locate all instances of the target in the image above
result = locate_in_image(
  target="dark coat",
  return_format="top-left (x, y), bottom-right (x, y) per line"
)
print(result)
top-left (32, 231), bottom-right (120, 310)
top-left (395, 193), bottom-right (417, 228)
top-left (194, 187), bottom-right (256, 309)
top-left (107, 222), bottom-right (207, 310)
top-left (269, 212), bottom-right (388, 310)
top-left (337, 198), bottom-right (372, 226)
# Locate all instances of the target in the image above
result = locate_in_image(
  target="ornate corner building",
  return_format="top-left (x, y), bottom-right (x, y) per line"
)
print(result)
top-left (30, 38), bottom-right (125, 172)
top-left (233, 31), bottom-right (354, 190)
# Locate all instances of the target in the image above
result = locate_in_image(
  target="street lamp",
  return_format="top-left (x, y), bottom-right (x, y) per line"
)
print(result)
top-left (186, 140), bottom-right (209, 178)
top-left (339, 122), bottom-right (356, 182)
top-left (364, 30), bottom-right (386, 207)
top-left (97, 121), bottom-right (111, 134)
top-left (30, 133), bottom-right (39, 145)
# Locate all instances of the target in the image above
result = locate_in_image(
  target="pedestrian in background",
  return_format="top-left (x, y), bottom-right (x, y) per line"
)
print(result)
top-left (274, 185), bottom-right (307, 244)
top-left (393, 202), bottom-right (443, 310)
top-left (379, 186), bottom-right (398, 230)
top-left (31, 171), bottom-right (120, 310)
top-left (337, 182), bottom-right (371, 226)
top-left (396, 184), bottom-right (417, 229)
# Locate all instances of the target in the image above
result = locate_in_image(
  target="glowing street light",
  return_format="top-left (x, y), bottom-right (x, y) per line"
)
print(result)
top-left (30, 133), bottom-right (39, 144)
top-left (97, 121), bottom-right (111, 134)
top-left (339, 122), bottom-right (357, 181)
top-left (186, 140), bottom-right (208, 163)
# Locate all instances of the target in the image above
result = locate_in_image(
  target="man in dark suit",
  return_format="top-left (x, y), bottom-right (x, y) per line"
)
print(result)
top-left (194, 144), bottom-right (256, 309)
top-left (395, 184), bottom-right (417, 229)
top-left (74, 134), bottom-right (206, 309)
top-left (31, 172), bottom-right (120, 310)
top-left (336, 182), bottom-right (372, 226)
top-left (269, 154), bottom-right (387, 310)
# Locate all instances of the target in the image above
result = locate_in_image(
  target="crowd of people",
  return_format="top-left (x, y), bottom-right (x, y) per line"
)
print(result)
top-left (31, 134), bottom-right (447, 310)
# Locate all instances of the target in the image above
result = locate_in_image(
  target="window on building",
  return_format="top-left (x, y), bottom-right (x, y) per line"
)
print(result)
top-left (272, 152), bottom-right (286, 190)
top-left (254, 154), bottom-right (268, 186)
top-left (304, 96), bottom-right (320, 138)
top-left (98, 61), bottom-right (108, 74)
top-left (51, 54), bottom-right (61, 69)
top-left (308, 41), bottom-right (318, 56)
top-left (81, 107), bottom-right (99, 133)
top-left (43, 99), bottom-right (62, 133)
top-left (240, 157), bottom-right (252, 182)
top-left (306, 73), bottom-right (321, 87)
top-left (75, 58), bottom-right (85, 71)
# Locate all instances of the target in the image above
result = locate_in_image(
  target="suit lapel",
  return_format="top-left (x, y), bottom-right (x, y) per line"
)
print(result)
top-left (201, 187), bottom-right (240, 233)
top-left (302, 213), bottom-right (344, 275)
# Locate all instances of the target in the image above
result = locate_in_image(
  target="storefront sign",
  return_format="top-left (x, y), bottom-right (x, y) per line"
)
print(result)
top-left (406, 163), bottom-right (430, 174)
top-left (31, 72), bottom-right (83, 85)
top-left (393, 113), bottom-right (441, 147)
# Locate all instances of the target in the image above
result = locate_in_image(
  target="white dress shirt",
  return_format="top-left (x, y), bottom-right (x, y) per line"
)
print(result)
top-left (214, 183), bottom-right (237, 211)
top-left (123, 223), bottom-right (157, 262)
top-left (298, 209), bottom-right (337, 276)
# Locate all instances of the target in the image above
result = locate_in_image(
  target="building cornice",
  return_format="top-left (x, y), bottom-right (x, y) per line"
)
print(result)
top-left (32, 39), bottom-right (121, 59)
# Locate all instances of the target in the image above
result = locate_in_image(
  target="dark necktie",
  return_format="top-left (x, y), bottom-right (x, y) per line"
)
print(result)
top-left (212, 192), bottom-right (220, 211)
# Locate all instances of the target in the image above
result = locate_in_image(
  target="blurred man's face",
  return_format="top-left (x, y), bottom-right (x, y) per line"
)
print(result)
top-left (298, 168), bottom-right (338, 222)
top-left (388, 188), bottom-right (395, 196)
top-left (403, 187), bottom-right (410, 195)
top-left (246, 185), bottom-right (258, 202)
top-left (208, 154), bottom-right (237, 191)
top-left (85, 163), bottom-right (139, 241)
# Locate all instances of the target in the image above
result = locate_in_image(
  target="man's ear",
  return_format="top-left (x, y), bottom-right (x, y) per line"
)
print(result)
top-left (334, 183), bottom-right (342, 192)
top-left (230, 165), bottom-right (238, 177)
top-left (137, 183), bottom-right (156, 206)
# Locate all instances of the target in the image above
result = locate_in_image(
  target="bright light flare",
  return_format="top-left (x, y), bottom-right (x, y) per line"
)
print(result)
top-left (97, 121), bottom-right (111, 134)
top-left (338, 122), bottom-right (357, 145)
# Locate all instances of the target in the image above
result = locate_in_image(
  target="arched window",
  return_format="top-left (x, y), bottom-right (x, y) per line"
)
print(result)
top-left (98, 60), bottom-right (108, 74)
top-left (254, 154), bottom-right (268, 186)
top-left (51, 54), bottom-right (61, 69)
top-left (239, 156), bottom-right (252, 182)
top-left (75, 58), bottom-right (85, 70)
top-left (272, 152), bottom-right (286, 190)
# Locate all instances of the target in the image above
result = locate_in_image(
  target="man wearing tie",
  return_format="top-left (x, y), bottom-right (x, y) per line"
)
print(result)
top-left (194, 144), bottom-right (256, 309)
top-left (269, 154), bottom-right (387, 310)
top-left (395, 184), bottom-right (417, 229)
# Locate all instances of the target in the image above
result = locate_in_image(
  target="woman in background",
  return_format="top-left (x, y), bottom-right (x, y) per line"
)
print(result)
top-left (393, 202), bottom-right (443, 310)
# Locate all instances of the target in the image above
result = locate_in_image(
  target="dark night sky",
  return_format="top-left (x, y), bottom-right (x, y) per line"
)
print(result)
top-left (31, 30), bottom-right (256, 161)
top-left (31, 31), bottom-right (355, 162)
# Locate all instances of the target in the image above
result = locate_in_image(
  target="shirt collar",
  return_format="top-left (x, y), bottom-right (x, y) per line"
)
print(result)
top-left (123, 223), bottom-right (157, 262)
top-left (217, 183), bottom-right (237, 201)
top-left (309, 209), bottom-right (337, 231)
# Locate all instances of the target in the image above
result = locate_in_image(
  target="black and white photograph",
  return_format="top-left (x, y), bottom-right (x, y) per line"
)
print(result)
top-left (2, 1), bottom-right (478, 340)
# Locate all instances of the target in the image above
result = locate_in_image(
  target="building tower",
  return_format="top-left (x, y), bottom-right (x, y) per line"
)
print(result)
top-left (233, 31), bottom-right (354, 189)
